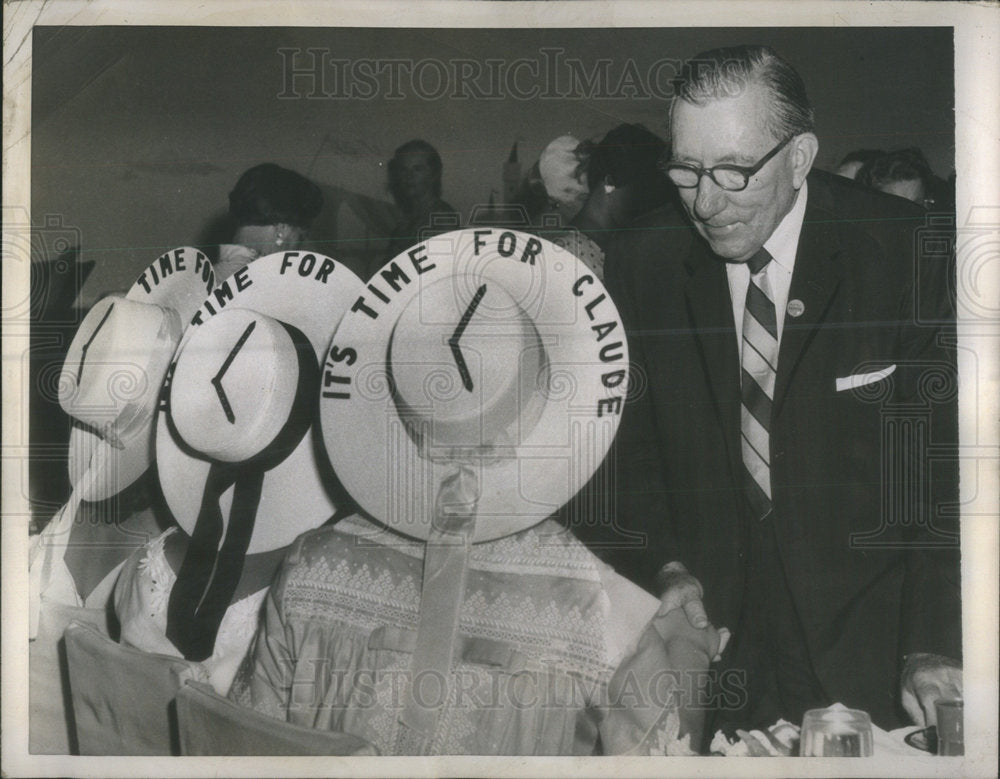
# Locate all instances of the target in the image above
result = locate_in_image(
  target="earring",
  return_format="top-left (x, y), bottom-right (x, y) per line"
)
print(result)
top-left (603, 183), bottom-right (615, 195)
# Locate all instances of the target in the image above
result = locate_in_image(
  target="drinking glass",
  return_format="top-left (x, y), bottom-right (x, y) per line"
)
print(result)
top-left (935, 698), bottom-right (963, 756)
top-left (800, 706), bottom-right (874, 757)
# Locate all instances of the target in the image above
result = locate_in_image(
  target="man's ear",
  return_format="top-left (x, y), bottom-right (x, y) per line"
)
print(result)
top-left (790, 133), bottom-right (819, 189)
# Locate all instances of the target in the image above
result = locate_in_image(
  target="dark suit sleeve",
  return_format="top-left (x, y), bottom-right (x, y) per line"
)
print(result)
top-left (895, 226), bottom-right (962, 662)
top-left (567, 231), bottom-right (681, 593)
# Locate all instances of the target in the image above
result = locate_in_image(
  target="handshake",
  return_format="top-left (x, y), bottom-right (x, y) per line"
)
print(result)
top-left (655, 561), bottom-right (728, 660)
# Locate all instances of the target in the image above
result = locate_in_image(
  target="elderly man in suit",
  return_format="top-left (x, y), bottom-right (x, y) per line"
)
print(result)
top-left (592, 44), bottom-right (961, 733)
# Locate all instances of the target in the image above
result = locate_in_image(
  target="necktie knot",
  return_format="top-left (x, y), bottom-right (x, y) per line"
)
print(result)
top-left (747, 247), bottom-right (772, 276)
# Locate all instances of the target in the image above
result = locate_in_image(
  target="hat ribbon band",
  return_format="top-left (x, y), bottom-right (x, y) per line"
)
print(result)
top-left (75, 306), bottom-right (182, 450)
top-left (165, 461), bottom-right (263, 661)
top-left (396, 466), bottom-right (479, 754)
top-left (165, 322), bottom-right (320, 662)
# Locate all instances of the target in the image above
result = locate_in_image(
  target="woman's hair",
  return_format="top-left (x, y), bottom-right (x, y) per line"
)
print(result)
top-left (577, 123), bottom-right (672, 211)
top-left (388, 139), bottom-right (444, 203)
top-left (579, 123), bottom-right (667, 192)
top-left (228, 163), bottom-right (323, 228)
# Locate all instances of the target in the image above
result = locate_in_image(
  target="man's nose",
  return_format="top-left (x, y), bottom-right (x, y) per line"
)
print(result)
top-left (693, 175), bottom-right (726, 222)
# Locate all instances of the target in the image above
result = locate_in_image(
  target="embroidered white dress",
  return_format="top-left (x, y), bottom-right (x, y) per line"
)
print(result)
top-left (230, 515), bottom-right (720, 755)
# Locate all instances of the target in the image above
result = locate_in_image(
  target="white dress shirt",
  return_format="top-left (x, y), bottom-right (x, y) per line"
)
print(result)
top-left (726, 181), bottom-right (808, 365)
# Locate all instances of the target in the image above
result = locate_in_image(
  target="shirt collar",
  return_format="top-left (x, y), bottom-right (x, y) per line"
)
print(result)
top-left (763, 180), bottom-right (808, 274)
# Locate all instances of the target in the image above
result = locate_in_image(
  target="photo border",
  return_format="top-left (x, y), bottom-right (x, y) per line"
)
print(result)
top-left (3, 2), bottom-right (997, 777)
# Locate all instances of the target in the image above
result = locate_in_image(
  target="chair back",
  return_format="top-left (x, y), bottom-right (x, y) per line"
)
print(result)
top-left (176, 680), bottom-right (378, 755)
top-left (64, 619), bottom-right (200, 755)
top-left (30, 602), bottom-right (108, 754)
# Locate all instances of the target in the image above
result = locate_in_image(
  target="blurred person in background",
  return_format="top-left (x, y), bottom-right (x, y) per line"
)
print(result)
top-left (833, 148), bottom-right (883, 180)
top-left (382, 139), bottom-right (459, 263)
top-left (537, 134), bottom-right (591, 225)
top-left (856, 148), bottom-right (945, 210)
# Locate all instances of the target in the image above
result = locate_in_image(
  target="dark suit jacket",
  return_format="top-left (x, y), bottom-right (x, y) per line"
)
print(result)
top-left (586, 169), bottom-right (960, 727)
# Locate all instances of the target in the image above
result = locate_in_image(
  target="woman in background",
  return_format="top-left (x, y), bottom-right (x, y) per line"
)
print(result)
top-left (215, 163), bottom-right (323, 282)
top-left (549, 124), bottom-right (673, 280)
top-left (382, 140), bottom-right (458, 264)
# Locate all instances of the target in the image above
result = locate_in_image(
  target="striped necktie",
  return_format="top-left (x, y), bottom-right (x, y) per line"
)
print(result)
top-left (741, 247), bottom-right (777, 520)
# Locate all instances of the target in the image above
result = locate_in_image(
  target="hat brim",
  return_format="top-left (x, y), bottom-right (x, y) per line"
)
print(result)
top-left (156, 251), bottom-right (364, 554)
top-left (319, 229), bottom-right (628, 543)
top-left (67, 249), bottom-right (214, 501)
top-left (125, 246), bottom-right (215, 324)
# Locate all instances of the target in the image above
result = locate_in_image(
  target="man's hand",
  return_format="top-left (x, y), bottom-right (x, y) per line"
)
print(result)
top-left (655, 561), bottom-right (730, 662)
top-left (900, 653), bottom-right (962, 727)
top-left (655, 561), bottom-right (709, 629)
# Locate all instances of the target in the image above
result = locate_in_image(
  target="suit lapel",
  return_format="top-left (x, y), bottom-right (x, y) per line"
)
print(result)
top-left (676, 175), bottom-right (845, 484)
top-left (682, 242), bottom-right (742, 484)
top-left (773, 181), bottom-right (844, 414)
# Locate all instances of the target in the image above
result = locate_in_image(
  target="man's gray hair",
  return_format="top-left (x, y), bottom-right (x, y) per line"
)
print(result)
top-left (670, 44), bottom-right (815, 141)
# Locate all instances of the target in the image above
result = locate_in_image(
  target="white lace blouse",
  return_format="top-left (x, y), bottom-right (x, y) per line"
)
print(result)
top-left (113, 527), bottom-right (268, 695)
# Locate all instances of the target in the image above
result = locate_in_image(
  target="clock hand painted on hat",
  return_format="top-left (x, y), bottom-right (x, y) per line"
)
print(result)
top-left (76, 302), bottom-right (115, 384)
top-left (448, 284), bottom-right (487, 393)
top-left (211, 320), bottom-right (256, 424)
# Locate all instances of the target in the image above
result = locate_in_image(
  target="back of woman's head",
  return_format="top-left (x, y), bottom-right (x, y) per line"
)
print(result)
top-left (228, 163), bottom-right (323, 228)
top-left (581, 124), bottom-right (671, 209)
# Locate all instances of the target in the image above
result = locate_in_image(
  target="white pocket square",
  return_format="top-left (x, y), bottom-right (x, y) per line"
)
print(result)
top-left (836, 364), bottom-right (896, 392)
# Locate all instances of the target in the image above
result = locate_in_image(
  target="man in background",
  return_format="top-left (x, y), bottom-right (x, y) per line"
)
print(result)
top-left (856, 147), bottom-right (951, 211)
top-left (833, 148), bottom-right (883, 180)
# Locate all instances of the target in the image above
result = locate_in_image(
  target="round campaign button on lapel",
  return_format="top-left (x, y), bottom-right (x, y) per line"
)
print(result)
top-left (787, 299), bottom-right (805, 318)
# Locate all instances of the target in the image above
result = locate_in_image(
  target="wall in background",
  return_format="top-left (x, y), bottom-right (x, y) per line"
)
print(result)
top-left (31, 26), bottom-right (954, 303)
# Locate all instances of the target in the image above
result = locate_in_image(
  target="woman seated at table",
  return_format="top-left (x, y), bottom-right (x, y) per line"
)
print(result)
top-left (29, 251), bottom-right (212, 623)
top-left (28, 250), bottom-right (212, 754)
top-left (112, 251), bottom-right (363, 694)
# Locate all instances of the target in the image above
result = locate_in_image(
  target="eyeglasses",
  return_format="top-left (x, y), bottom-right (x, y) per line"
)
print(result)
top-left (665, 136), bottom-right (794, 192)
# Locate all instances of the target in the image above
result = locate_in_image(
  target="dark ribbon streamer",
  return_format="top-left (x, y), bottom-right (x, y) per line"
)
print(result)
top-left (166, 323), bottom-right (319, 661)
